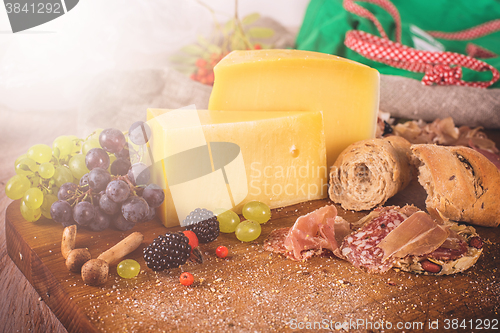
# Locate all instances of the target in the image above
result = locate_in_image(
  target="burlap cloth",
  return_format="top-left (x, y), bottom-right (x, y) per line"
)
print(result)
top-left (79, 18), bottom-right (500, 134)
top-left (380, 75), bottom-right (500, 128)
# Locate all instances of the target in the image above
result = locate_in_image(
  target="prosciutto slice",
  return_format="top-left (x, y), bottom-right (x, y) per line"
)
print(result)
top-left (376, 211), bottom-right (450, 261)
top-left (263, 205), bottom-right (351, 261)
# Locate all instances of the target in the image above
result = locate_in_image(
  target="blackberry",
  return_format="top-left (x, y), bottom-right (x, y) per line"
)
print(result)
top-left (183, 208), bottom-right (219, 243)
top-left (143, 233), bottom-right (191, 271)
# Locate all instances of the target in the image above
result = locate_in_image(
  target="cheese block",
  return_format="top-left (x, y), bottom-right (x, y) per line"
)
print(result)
top-left (146, 108), bottom-right (327, 227)
top-left (208, 49), bottom-right (380, 166)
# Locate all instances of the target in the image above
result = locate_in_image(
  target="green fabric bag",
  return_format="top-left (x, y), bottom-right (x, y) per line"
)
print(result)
top-left (296, 0), bottom-right (500, 88)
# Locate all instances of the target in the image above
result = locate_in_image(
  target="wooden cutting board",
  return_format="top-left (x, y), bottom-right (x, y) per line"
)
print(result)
top-left (5, 180), bottom-right (500, 333)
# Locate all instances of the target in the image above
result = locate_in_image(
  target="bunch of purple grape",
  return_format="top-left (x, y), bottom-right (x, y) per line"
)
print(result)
top-left (50, 122), bottom-right (164, 231)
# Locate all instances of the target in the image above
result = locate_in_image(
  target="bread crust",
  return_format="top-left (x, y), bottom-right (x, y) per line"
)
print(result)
top-left (329, 136), bottom-right (414, 211)
top-left (412, 144), bottom-right (500, 227)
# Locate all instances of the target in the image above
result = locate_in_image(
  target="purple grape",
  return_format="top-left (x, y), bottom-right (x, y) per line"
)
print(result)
top-left (87, 207), bottom-right (111, 231)
top-left (142, 184), bottom-right (164, 208)
top-left (50, 200), bottom-right (73, 223)
top-left (58, 182), bottom-right (78, 201)
top-left (106, 180), bottom-right (130, 203)
top-left (127, 163), bottom-right (150, 186)
top-left (83, 191), bottom-right (101, 206)
top-left (99, 128), bottom-right (126, 154)
top-left (79, 173), bottom-right (90, 188)
top-left (115, 145), bottom-right (136, 160)
top-left (73, 201), bottom-right (95, 226)
top-left (85, 148), bottom-right (110, 170)
top-left (128, 121), bottom-right (152, 145)
top-left (121, 196), bottom-right (149, 223)
top-left (112, 214), bottom-right (135, 231)
top-left (110, 158), bottom-right (131, 176)
top-left (99, 193), bottom-right (120, 215)
top-left (146, 206), bottom-right (156, 221)
top-left (88, 168), bottom-right (111, 192)
top-left (61, 217), bottom-right (77, 228)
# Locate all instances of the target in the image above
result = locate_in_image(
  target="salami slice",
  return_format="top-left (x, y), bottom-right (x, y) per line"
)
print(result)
top-left (341, 207), bottom-right (411, 273)
top-left (424, 229), bottom-right (468, 261)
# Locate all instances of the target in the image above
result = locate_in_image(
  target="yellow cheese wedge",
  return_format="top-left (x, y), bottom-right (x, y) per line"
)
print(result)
top-left (208, 49), bottom-right (380, 166)
top-left (146, 108), bottom-right (327, 227)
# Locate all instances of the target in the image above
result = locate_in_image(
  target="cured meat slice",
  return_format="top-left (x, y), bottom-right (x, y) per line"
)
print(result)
top-left (424, 229), bottom-right (468, 261)
top-left (376, 211), bottom-right (450, 261)
top-left (394, 224), bottom-right (483, 275)
top-left (284, 205), bottom-right (348, 260)
top-left (263, 228), bottom-right (289, 256)
top-left (263, 205), bottom-right (351, 261)
top-left (341, 206), bottom-right (414, 273)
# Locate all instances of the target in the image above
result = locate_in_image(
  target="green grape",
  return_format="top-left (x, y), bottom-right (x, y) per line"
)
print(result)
top-left (49, 186), bottom-right (59, 196)
top-left (27, 144), bottom-right (53, 164)
top-left (15, 157), bottom-right (38, 175)
top-left (24, 187), bottom-right (44, 209)
top-left (29, 175), bottom-right (41, 187)
top-left (117, 259), bottom-right (141, 279)
top-left (53, 166), bottom-right (73, 187)
top-left (38, 162), bottom-right (55, 179)
top-left (15, 154), bottom-right (27, 166)
top-left (53, 136), bottom-right (74, 159)
top-left (242, 200), bottom-right (271, 224)
top-left (68, 154), bottom-right (89, 180)
top-left (5, 175), bottom-right (31, 200)
top-left (89, 128), bottom-right (103, 140)
top-left (215, 209), bottom-right (240, 233)
top-left (20, 200), bottom-right (41, 222)
top-left (40, 194), bottom-right (57, 219)
top-left (82, 138), bottom-right (101, 155)
top-left (67, 135), bottom-right (82, 154)
top-left (235, 220), bottom-right (261, 242)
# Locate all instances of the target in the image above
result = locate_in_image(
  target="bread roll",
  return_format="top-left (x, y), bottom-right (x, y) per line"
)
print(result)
top-left (329, 136), bottom-right (414, 211)
top-left (412, 144), bottom-right (500, 227)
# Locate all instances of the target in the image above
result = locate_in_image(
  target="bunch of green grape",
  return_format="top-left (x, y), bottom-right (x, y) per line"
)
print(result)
top-left (5, 130), bottom-right (113, 222)
top-left (5, 121), bottom-right (158, 228)
top-left (5, 135), bottom-right (86, 222)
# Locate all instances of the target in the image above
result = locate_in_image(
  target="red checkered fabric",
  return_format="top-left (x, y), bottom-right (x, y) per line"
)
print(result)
top-left (428, 20), bottom-right (500, 41)
top-left (466, 43), bottom-right (497, 59)
top-left (343, 0), bottom-right (500, 88)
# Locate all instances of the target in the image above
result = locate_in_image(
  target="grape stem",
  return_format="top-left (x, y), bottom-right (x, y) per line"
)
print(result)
top-left (84, 131), bottom-right (97, 142)
top-left (65, 174), bottom-right (142, 207)
top-left (67, 187), bottom-right (93, 207)
top-left (114, 175), bottom-right (144, 197)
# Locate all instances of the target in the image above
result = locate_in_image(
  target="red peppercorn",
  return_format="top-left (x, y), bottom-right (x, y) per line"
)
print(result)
top-left (179, 272), bottom-right (194, 286)
top-left (216, 246), bottom-right (228, 258)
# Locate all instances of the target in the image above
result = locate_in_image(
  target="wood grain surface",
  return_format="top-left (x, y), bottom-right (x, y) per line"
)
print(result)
top-left (1, 109), bottom-right (500, 333)
top-left (4, 182), bottom-right (500, 333)
top-left (0, 108), bottom-right (75, 333)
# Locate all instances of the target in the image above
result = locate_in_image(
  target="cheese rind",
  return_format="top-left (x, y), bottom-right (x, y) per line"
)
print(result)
top-left (146, 109), bottom-right (327, 227)
top-left (208, 49), bottom-right (380, 166)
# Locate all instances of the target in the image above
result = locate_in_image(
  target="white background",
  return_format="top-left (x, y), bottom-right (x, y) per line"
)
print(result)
top-left (0, 0), bottom-right (309, 112)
